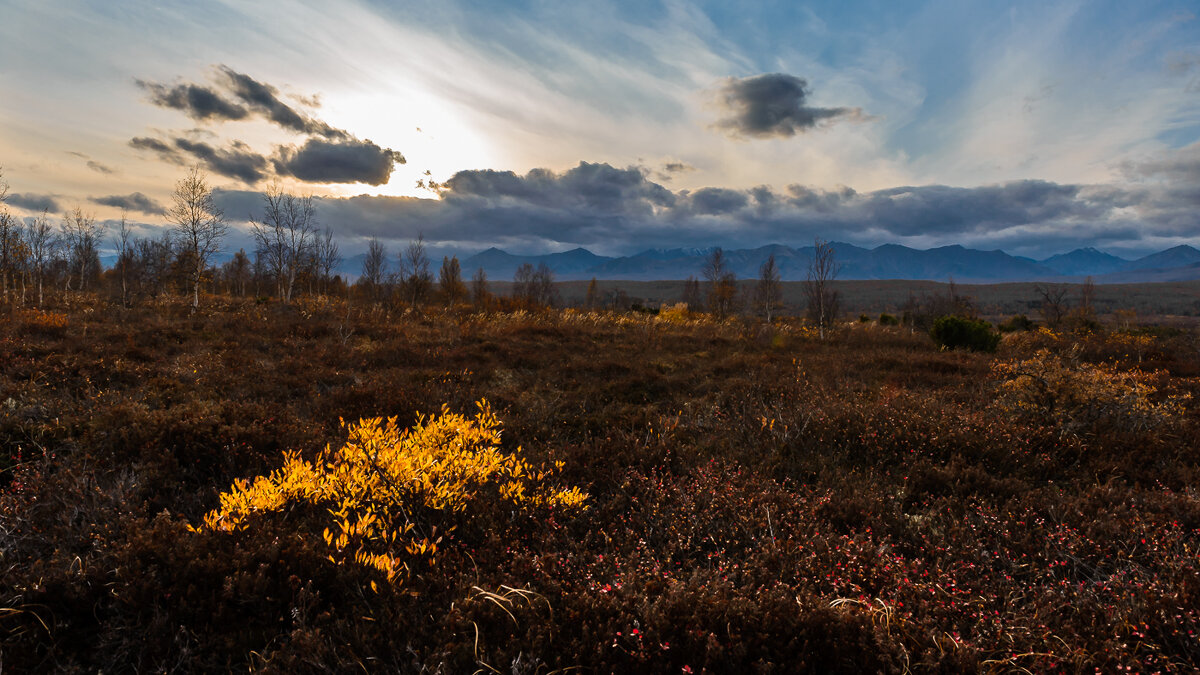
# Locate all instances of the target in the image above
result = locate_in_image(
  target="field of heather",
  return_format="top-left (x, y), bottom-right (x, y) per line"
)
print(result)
top-left (2, 298), bottom-right (1199, 672)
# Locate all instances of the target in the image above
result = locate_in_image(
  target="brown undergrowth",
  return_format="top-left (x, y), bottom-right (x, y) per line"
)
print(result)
top-left (1, 297), bottom-right (1198, 672)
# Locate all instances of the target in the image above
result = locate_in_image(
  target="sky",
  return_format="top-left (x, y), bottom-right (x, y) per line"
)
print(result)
top-left (1, 0), bottom-right (1198, 258)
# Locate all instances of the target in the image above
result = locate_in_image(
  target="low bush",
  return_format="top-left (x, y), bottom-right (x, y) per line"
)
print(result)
top-left (992, 348), bottom-right (1190, 436)
top-left (197, 400), bottom-right (587, 584)
top-left (998, 314), bottom-right (1035, 332)
top-left (930, 315), bottom-right (1000, 352)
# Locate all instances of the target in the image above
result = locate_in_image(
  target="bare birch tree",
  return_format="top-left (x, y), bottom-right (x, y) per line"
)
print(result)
top-left (399, 235), bottom-right (433, 306)
top-left (168, 167), bottom-right (226, 310)
top-left (24, 210), bottom-right (55, 307)
top-left (805, 239), bottom-right (839, 338)
top-left (361, 237), bottom-right (387, 301)
top-left (60, 206), bottom-right (104, 293)
top-left (702, 248), bottom-right (737, 317)
top-left (755, 253), bottom-right (783, 322)
top-left (314, 227), bottom-right (342, 295)
top-left (112, 213), bottom-right (133, 307)
top-left (250, 182), bottom-right (316, 303)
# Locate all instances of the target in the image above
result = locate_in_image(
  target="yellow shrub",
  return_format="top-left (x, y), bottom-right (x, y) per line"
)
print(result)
top-left (992, 349), bottom-right (1189, 436)
top-left (22, 309), bottom-right (69, 331)
top-left (196, 400), bottom-right (587, 584)
top-left (657, 302), bottom-right (692, 324)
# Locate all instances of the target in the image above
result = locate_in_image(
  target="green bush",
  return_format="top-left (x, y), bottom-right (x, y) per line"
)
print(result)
top-left (930, 315), bottom-right (1000, 352)
top-left (878, 313), bottom-right (899, 326)
top-left (998, 314), bottom-right (1035, 332)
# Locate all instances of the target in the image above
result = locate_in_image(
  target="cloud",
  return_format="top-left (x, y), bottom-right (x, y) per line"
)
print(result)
top-left (130, 135), bottom-right (269, 183)
top-left (89, 192), bottom-right (166, 215)
top-left (173, 138), bottom-right (271, 184)
top-left (216, 66), bottom-right (347, 139)
top-left (274, 138), bottom-right (405, 185)
top-left (211, 159), bottom-right (1196, 257)
top-left (7, 193), bottom-right (60, 213)
top-left (65, 151), bottom-right (116, 174)
top-left (130, 136), bottom-right (183, 161)
top-left (713, 73), bottom-right (866, 139)
top-left (652, 160), bottom-right (696, 182)
top-left (132, 67), bottom-right (407, 186)
top-left (681, 187), bottom-right (748, 215)
top-left (136, 79), bottom-right (249, 122)
top-left (86, 160), bottom-right (115, 175)
top-left (137, 66), bottom-right (348, 138)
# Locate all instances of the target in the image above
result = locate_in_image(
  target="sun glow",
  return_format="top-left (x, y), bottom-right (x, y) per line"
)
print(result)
top-left (317, 83), bottom-right (502, 199)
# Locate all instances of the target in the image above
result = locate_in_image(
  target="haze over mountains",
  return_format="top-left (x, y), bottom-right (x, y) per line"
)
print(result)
top-left (443, 243), bottom-right (1200, 284)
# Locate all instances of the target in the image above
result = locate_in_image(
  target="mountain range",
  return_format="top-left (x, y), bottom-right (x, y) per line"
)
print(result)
top-left (126, 242), bottom-right (1200, 285)
top-left (450, 243), bottom-right (1200, 284)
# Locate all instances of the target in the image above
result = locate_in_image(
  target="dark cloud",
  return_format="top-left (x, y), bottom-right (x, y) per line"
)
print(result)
top-left (786, 184), bottom-right (857, 211)
top-left (132, 133), bottom-right (404, 186)
top-left (213, 158), bottom-right (1198, 257)
top-left (130, 136), bottom-right (183, 162)
top-left (133, 68), bottom-right (407, 186)
top-left (137, 79), bottom-right (249, 122)
top-left (714, 73), bottom-right (865, 139)
top-left (90, 192), bottom-right (166, 215)
top-left (274, 138), bottom-right (405, 186)
top-left (682, 187), bottom-right (748, 215)
top-left (137, 67), bottom-right (346, 138)
top-left (7, 193), bottom-right (60, 213)
top-left (217, 66), bottom-right (347, 139)
top-left (173, 138), bottom-right (271, 184)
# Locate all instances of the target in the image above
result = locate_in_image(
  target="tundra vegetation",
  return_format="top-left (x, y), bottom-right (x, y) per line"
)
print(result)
top-left (1, 178), bottom-right (1199, 672)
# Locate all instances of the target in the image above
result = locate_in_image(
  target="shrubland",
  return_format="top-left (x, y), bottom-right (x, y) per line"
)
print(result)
top-left (1, 297), bottom-right (1198, 672)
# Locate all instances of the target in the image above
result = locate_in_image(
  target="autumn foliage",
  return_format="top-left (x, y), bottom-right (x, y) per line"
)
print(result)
top-left (1, 296), bottom-right (1198, 672)
top-left (198, 402), bottom-right (586, 583)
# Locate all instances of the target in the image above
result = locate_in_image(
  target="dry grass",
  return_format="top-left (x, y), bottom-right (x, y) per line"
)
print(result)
top-left (0, 295), bottom-right (1198, 672)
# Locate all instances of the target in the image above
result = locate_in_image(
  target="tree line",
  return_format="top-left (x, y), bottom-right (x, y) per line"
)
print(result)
top-left (0, 165), bottom-right (844, 320)
top-left (665, 241), bottom-right (839, 327)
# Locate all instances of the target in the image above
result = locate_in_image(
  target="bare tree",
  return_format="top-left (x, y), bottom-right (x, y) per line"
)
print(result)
top-left (1077, 276), bottom-right (1096, 322)
top-left (805, 239), bottom-right (839, 338)
top-left (702, 248), bottom-right (737, 317)
top-left (0, 210), bottom-right (19, 303)
top-left (0, 169), bottom-right (18, 304)
top-left (249, 182), bottom-right (316, 303)
top-left (513, 262), bottom-right (535, 305)
top-left (361, 237), bottom-right (387, 301)
top-left (585, 277), bottom-right (599, 309)
top-left (168, 166), bottom-right (227, 309)
top-left (315, 227), bottom-right (342, 295)
top-left (532, 262), bottom-right (557, 307)
top-left (754, 253), bottom-right (783, 322)
top-left (681, 275), bottom-right (702, 311)
top-left (24, 210), bottom-right (55, 307)
top-left (59, 206), bottom-right (104, 293)
top-left (222, 249), bottom-right (252, 297)
top-left (112, 213), bottom-right (133, 307)
top-left (1035, 284), bottom-right (1070, 327)
top-left (471, 267), bottom-right (489, 308)
top-left (399, 235), bottom-right (433, 306)
top-left (438, 255), bottom-right (467, 306)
